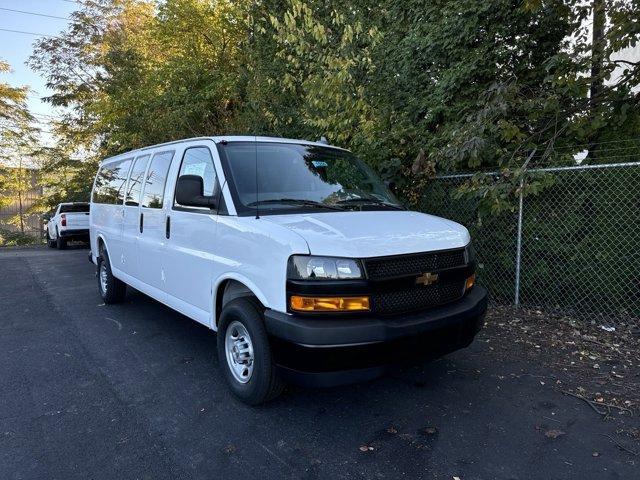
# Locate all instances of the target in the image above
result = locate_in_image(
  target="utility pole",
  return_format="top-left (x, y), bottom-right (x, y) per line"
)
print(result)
top-left (588, 0), bottom-right (606, 162)
top-left (590, 0), bottom-right (606, 111)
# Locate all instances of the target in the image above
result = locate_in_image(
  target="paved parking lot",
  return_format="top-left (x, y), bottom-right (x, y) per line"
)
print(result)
top-left (1, 246), bottom-right (638, 479)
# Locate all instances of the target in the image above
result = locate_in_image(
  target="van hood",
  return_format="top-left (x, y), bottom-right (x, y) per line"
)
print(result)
top-left (264, 211), bottom-right (470, 258)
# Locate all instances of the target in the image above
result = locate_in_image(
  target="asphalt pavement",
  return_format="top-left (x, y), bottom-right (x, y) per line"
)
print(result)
top-left (1, 246), bottom-right (637, 479)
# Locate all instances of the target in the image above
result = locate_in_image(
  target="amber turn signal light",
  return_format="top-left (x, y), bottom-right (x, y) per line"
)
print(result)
top-left (465, 274), bottom-right (476, 291)
top-left (290, 295), bottom-right (370, 312)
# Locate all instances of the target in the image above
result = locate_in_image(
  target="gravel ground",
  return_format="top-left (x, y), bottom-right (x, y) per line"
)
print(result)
top-left (1, 246), bottom-right (638, 479)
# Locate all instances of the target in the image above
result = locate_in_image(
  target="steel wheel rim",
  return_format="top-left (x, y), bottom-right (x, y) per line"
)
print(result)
top-left (224, 320), bottom-right (254, 384)
top-left (99, 262), bottom-right (108, 294)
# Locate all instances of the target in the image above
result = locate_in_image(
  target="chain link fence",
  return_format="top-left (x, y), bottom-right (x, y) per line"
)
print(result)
top-left (423, 161), bottom-right (640, 324)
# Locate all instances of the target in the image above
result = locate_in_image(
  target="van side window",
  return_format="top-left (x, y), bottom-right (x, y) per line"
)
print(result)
top-left (175, 147), bottom-right (219, 203)
top-left (141, 151), bottom-right (174, 209)
top-left (93, 159), bottom-right (132, 204)
top-left (125, 155), bottom-right (150, 206)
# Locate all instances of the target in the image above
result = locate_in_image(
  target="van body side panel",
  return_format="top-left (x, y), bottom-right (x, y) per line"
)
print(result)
top-left (111, 266), bottom-right (168, 308)
top-left (161, 143), bottom-right (218, 326)
top-left (136, 151), bottom-right (174, 291)
top-left (91, 203), bottom-right (122, 266)
top-left (162, 211), bottom-right (218, 326)
top-left (213, 216), bottom-right (310, 318)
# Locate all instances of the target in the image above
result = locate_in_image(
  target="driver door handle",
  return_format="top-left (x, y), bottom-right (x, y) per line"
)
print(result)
top-left (165, 216), bottom-right (171, 239)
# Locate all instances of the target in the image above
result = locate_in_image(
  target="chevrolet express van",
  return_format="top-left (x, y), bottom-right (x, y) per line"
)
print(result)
top-left (90, 136), bottom-right (487, 404)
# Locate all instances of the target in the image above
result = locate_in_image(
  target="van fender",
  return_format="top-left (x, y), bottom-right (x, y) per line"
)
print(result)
top-left (210, 273), bottom-right (271, 329)
top-left (95, 233), bottom-right (111, 266)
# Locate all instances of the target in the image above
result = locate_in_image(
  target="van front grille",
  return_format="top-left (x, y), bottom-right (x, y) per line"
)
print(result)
top-left (371, 281), bottom-right (465, 315)
top-left (364, 249), bottom-right (466, 281)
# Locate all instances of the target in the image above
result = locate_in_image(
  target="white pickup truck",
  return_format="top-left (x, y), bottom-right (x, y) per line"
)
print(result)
top-left (45, 202), bottom-right (90, 249)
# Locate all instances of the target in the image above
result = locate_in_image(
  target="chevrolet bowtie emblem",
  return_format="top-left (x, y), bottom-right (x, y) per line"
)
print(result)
top-left (416, 272), bottom-right (439, 286)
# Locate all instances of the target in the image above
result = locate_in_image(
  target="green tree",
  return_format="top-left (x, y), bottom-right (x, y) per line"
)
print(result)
top-left (0, 59), bottom-right (40, 235)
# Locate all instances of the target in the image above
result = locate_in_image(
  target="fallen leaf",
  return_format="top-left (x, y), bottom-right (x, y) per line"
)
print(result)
top-left (387, 427), bottom-right (398, 434)
top-left (419, 426), bottom-right (438, 435)
top-left (545, 429), bottom-right (565, 439)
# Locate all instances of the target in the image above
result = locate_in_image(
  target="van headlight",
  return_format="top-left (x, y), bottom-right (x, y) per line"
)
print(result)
top-left (287, 255), bottom-right (364, 280)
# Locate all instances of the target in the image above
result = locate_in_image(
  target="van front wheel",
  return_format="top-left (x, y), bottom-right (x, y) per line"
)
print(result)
top-left (217, 298), bottom-right (284, 405)
top-left (97, 248), bottom-right (127, 304)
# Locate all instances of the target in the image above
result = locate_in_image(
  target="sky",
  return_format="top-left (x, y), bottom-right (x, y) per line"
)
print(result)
top-left (0, 0), bottom-right (79, 127)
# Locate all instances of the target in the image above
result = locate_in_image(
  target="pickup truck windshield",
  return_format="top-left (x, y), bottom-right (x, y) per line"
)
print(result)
top-left (219, 142), bottom-right (402, 215)
top-left (60, 204), bottom-right (89, 213)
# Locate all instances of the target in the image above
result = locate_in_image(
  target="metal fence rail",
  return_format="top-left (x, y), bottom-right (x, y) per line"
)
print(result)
top-left (424, 162), bottom-right (640, 324)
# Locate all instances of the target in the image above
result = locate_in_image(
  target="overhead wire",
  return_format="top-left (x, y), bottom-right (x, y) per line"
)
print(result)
top-left (0, 28), bottom-right (61, 38)
top-left (0, 7), bottom-right (69, 20)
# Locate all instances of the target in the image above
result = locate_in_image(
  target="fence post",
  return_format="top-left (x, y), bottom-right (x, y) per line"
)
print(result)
top-left (514, 178), bottom-right (524, 307)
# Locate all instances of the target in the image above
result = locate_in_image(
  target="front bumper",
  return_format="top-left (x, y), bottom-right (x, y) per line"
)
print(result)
top-left (264, 286), bottom-right (488, 386)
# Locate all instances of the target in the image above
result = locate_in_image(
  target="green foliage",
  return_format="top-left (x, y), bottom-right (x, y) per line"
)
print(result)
top-left (0, 60), bottom-right (41, 230)
top-left (24, 0), bottom-right (640, 217)
top-left (0, 229), bottom-right (41, 247)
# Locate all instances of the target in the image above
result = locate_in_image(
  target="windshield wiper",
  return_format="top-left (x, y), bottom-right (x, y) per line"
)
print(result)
top-left (246, 198), bottom-right (344, 211)
top-left (334, 197), bottom-right (406, 210)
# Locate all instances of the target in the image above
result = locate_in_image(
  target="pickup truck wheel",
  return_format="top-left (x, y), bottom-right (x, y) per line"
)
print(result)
top-left (217, 298), bottom-right (284, 405)
top-left (46, 231), bottom-right (55, 248)
top-left (55, 230), bottom-right (67, 250)
top-left (97, 248), bottom-right (127, 303)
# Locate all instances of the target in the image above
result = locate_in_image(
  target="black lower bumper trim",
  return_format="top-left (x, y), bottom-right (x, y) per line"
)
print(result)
top-left (265, 287), bottom-right (487, 387)
top-left (271, 313), bottom-right (482, 378)
top-left (60, 229), bottom-right (89, 238)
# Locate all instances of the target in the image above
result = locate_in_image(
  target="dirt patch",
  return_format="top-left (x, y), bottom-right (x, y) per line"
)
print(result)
top-left (484, 305), bottom-right (640, 444)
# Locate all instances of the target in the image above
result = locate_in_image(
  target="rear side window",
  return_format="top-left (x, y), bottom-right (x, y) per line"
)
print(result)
top-left (60, 204), bottom-right (89, 213)
top-left (125, 155), bottom-right (150, 206)
top-left (92, 159), bottom-right (132, 204)
top-left (141, 151), bottom-right (174, 209)
top-left (92, 158), bottom-right (131, 205)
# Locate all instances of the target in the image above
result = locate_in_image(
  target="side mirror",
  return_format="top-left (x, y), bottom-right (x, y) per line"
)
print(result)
top-left (175, 175), bottom-right (216, 209)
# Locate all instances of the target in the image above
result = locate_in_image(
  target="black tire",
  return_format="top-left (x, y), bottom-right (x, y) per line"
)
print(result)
top-left (217, 298), bottom-right (284, 405)
top-left (46, 231), bottom-right (55, 248)
top-left (56, 230), bottom-right (66, 250)
top-left (97, 247), bottom-right (127, 304)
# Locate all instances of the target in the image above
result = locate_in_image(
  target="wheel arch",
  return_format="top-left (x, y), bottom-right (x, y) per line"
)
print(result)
top-left (213, 275), bottom-right (269, 330)
top-left (95, 234), bottom-right (112, 266)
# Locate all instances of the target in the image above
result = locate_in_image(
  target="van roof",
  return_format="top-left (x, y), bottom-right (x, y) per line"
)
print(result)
top-left (99, 136), bottom-right (348, 166)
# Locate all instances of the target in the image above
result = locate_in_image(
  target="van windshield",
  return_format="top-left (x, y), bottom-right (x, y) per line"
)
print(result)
top-left (218, 142), bottom-right (402, 215)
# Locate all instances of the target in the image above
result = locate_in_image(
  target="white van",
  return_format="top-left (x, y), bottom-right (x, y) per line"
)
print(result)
top-left (90, 136), bottom-right (487, 404)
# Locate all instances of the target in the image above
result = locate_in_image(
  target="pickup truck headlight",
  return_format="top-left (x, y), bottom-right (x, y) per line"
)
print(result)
top-left (287, 255), bottom-right (364, 280)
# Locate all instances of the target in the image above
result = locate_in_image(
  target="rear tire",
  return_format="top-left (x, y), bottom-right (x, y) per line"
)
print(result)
top-left (56, 230), bottom-right (66, 250)
top-left (46, 231), bottom-right (55, 248)
top-left (97, 247), bottom-right (127, 304)
top-left (217, 298), bottom-right (284, 405)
